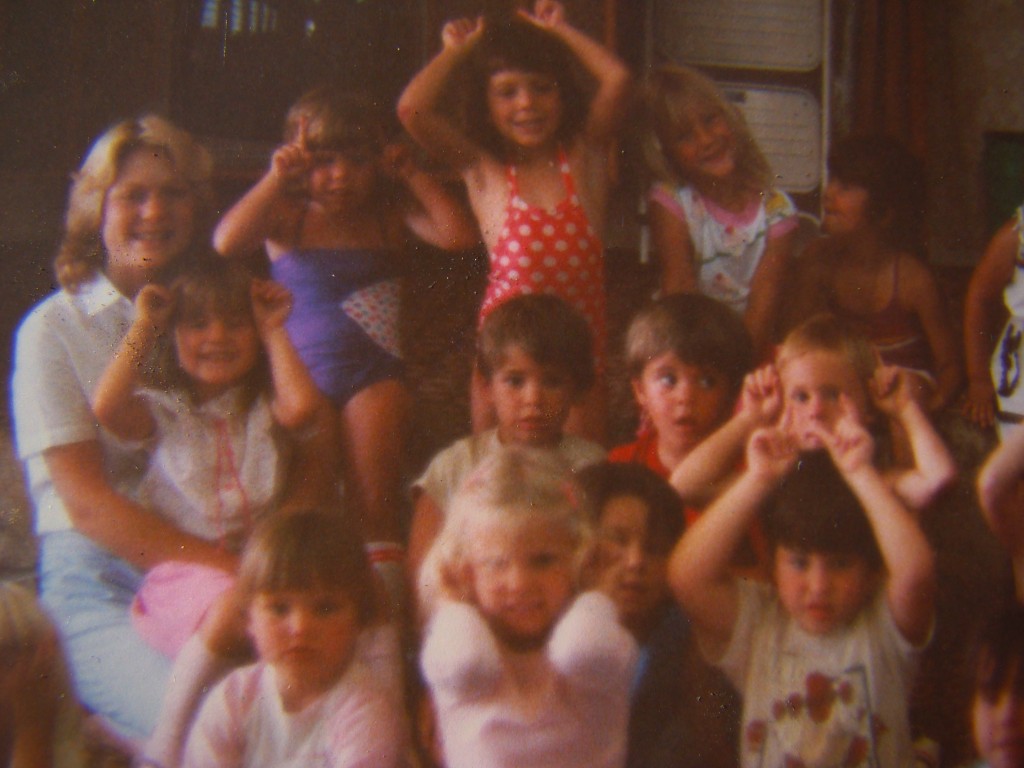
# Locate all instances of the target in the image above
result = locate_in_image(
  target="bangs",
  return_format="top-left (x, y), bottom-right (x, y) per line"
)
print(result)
top-left (172, 264), bottom-right (253, 327)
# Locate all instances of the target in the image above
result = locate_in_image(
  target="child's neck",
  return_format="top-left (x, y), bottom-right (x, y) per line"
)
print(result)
top-left (274, 667), bottom-right (341, 713)
top-left (697, 176), bottom-right (755, 214)
top-left (833, 228), bottom-right (898, 269)
top-left (301, 200), bottom-right (386, 250)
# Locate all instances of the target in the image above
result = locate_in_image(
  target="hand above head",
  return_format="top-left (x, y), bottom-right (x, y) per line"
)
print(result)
top-left (809, 394), bottom-right (875, 476)
top-left (250, 278), bottom-right (293, 336)
top-left (441, 16), bottom-right (484, 50)
top-left (870, 364), bottom-right (919, 417)
top-left (270, 115), bottom-right (314, 188)
top-left (521, 0), bottom-right (566, 28)
top-left (746, 422), bottom-right (799, 484)
top-left (134, 283), bottom-right (175, 334)
top-left (739, 364), bottom-right (783, 426)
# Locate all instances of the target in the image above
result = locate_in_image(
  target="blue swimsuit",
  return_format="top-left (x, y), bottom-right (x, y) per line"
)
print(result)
top-left (270, 249), bottom-right (405, 406)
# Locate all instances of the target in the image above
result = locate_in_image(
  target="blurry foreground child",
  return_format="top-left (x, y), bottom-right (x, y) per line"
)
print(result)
top-left (968, 605), bottom-right (1024, 768)
top-left (610, 293), bottom-right (752, 478)
top-left (182, 509), bottom-right (406, 768)
top-left (0, 581), bottom-right (87, 768)
top-left (674, 313), bottom-right (956, 515)
top-left (670, 410), bottom-right (936, 768)
top-left (418, 449), bottom-right (637, 768)
top-left (578, 461), bottom-right (704, 768)
top-left (407, 294), bottom-right (604, 579)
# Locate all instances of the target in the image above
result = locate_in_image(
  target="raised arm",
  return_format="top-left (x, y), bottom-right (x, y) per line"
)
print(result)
top-left (249, 279), bottom-right (321, 430)
top-left (520, 0), bottom-right (631, 144)
top-left (382, 142), bottom-right (479, 251)
top-left (91, 284), bottom-right (172, 441)
top-left (872, 365), bottom-right (957, 511)
top-left (669, 425), bottom-right (796, 648)
top-left (396, 16), bottom-right (488, 171)
top-left (815, 399), bottom-right (935, 645)
top-left (963, 218), bottom-right (1017, 428)
top-left (670, 364), bottom-right (782, 506)
top-left (212, 122), bottom-right (312, 258)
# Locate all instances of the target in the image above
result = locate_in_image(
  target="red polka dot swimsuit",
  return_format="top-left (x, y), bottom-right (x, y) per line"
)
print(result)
top-left (478, 147), bottom-right (607, 364)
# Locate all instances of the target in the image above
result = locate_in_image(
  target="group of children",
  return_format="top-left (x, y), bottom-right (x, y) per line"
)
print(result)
top-left (9, 1), bottom-right (1024, 766)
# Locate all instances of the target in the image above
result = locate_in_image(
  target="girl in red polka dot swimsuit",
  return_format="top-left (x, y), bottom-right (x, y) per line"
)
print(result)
top-left (398, 0), bottom-right (631, 442)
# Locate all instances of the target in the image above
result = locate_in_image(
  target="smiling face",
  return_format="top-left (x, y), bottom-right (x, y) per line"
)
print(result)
top-left (102, 148), bottom-right (197, 296)
top-left (487, 69), bottom-right (564, 152)
top-left (666, 102), bottom-right (738, 183)
top-left (488, 345), bottom-right (578, 447)
top-left (248, 587), bottom-right (360, 710)
top-left (973, 660), bottom-right (1024, 768)
top-left (467, 516), bottom-right (576, 651)
top-left (595, 495), bottom-right (671, 638)
top-left (174, 309), bottom-right (261, 401)
top-left (632, 352), bottom-right (732, 462)
top-left (773, 546), bottom-right (876, 636)
top-left (778, 350), bottom-right (870, 450)
top-left (306, 147), bottom-right (377, 214)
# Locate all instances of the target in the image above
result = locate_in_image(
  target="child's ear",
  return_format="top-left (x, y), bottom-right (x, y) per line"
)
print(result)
top-left (630, 377), bottom-right (647, 410)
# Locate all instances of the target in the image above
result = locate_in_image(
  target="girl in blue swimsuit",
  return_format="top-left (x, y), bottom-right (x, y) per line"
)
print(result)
top-left (214, 88), bottom-right (478, 604)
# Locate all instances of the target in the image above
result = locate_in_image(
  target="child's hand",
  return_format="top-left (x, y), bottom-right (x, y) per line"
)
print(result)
top-left (870, 365), bottom-right (919, 416)
top-left (963, 378), bottom-right (997, 429)
top-left (810, 394), bottom-right (875, 476)
top-left (441, 16), bottom-right (484, 50)
top-left (270, 116), bottom-right (314, 188)
top-left (746, 424), bottom-right (798, 483)
top-left (134, 283), bottom-right (175, 334)
top-left (739, 364), bottom-right (783, 426)
top-left (521, 0), bottom-right (566, 28)
top-left (250, 279), bottom-right (293, 335)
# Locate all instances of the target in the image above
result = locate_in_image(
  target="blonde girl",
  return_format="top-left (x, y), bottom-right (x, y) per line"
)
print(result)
top-left (0, 582), bottom-right (87, 768)
top-left (214, 88), bottom-right (478, 586)
top-left (397, 0), bottom-right (631, 442)
top-left (642, 64), bottom-right (798, 357)
top-left (418, 448), bottom-right (637, 768)
top-left (672, 314), bottom-right (956, 516)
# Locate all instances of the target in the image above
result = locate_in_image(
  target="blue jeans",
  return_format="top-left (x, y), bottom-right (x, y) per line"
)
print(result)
top-left (39, 531), bottom-right (171, 743)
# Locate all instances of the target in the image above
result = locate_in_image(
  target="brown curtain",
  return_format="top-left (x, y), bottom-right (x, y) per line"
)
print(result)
top-left (852, 0), bottom-right (929, 156)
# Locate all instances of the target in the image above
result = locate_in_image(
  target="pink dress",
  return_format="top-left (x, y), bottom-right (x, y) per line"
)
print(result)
top-left (479, 147), bottom-right (606, 363)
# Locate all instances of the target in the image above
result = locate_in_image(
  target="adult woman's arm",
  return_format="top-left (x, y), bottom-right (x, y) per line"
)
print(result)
top-left (45, 441), bottom-right (237, 573)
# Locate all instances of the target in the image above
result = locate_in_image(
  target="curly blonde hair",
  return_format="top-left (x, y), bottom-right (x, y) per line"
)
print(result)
top-left (55, 115), bottom-right (214, 292)
top-left (417, 448), bottom-right (592, 619)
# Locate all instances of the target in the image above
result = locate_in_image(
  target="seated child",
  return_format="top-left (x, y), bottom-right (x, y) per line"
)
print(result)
top-left (669, 407), bottom-right (936, 768)
top-left (967, 604), bottom-right (1024, 768)
top-left (788, 134), bottom-right (961, 411)
top-left (610, 293), bottom-right (753, 478)
top-left (963, 201), bottom-right (1024, 434)
top-left (181, 509), bottom-right (406, 768)
top-left (578, 461), bottom-right (705, 768)
top-left (407, 293), bottom-right (604, 579)
top-left (976, 424), bottom-right (1024, 601)
top-left (0, 581), bottom-right (87, 768)
top-left (418, 449), bottom-right (637, 768)
top-left (674, 313), bottom-right (957, 514)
